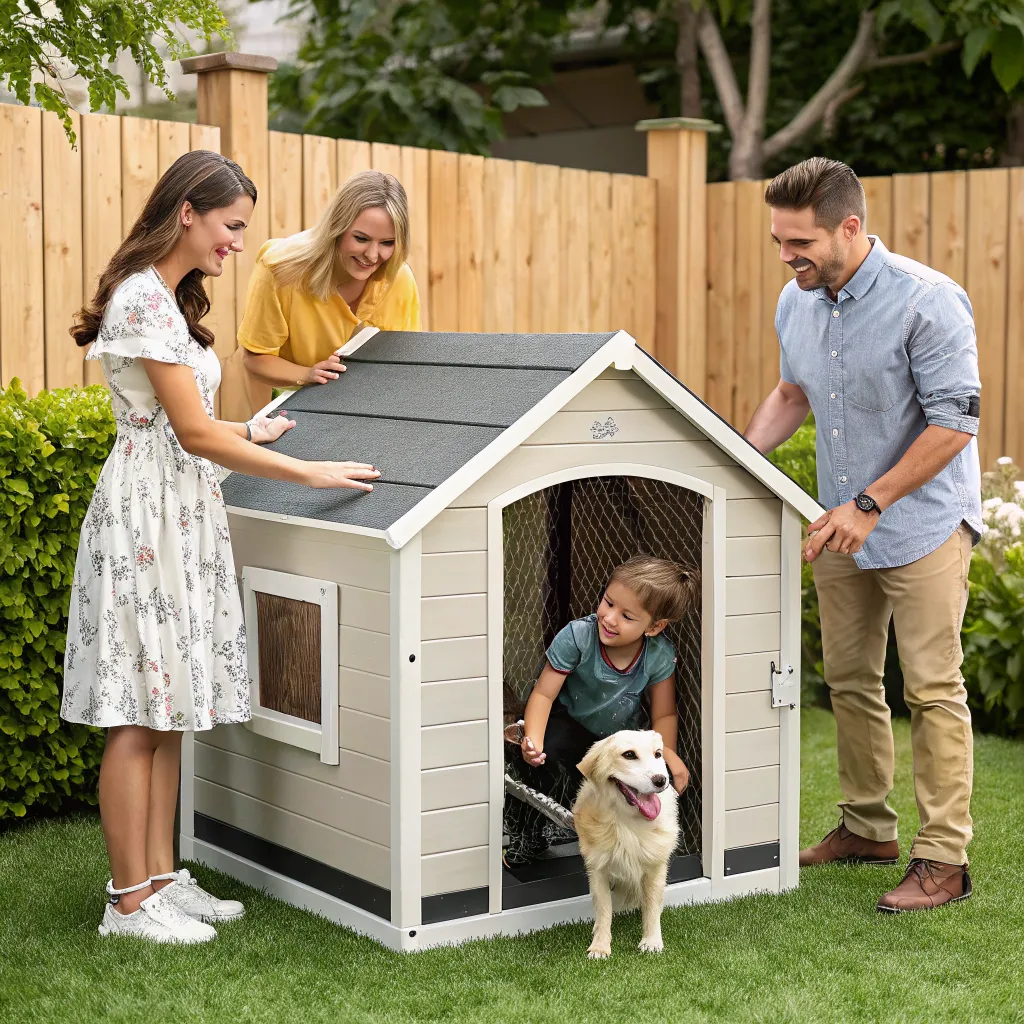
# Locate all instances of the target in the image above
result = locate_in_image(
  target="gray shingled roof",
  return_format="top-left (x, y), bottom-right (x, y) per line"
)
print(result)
top-left (221, 331), bottom-right (617, 531)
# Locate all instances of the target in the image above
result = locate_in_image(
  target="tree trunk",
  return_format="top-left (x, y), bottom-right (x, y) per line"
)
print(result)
top-left (676, 1), bottom-right (702, 119)
top-left (728, 136), bottom-right (765, 180)
top-left (1000, 98), bottom-right (1024, 167)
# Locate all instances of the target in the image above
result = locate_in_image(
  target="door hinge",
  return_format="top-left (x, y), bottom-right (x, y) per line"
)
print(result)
top-left (770, 659), bottom-right (798, 709)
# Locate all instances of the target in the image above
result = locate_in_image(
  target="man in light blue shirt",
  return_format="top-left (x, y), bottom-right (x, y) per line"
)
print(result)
top-left (745, 157), bottom-right (980, 914)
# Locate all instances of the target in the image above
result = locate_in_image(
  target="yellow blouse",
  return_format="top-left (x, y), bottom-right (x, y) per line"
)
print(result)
top-left (237, 238), bottom-right (421, 366)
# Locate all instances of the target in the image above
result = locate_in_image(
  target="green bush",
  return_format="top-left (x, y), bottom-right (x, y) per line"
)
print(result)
top-left (0, 380), bottom-right (114, 819)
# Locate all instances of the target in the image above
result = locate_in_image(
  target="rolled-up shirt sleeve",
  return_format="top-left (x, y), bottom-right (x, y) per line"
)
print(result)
top-left (907, 283), bottom-right (981, 436)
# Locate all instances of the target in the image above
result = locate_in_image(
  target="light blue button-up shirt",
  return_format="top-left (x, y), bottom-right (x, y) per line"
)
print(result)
top-left (776, 236), bottom-right (982, 569)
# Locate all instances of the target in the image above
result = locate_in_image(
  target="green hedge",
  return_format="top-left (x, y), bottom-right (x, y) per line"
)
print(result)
top-left (0, 381), bottom-right (114, 818)
top-left (767, 423), bottom-right (1024, 736)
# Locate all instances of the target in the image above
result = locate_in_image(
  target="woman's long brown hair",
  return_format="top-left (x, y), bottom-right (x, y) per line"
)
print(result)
top-left (71, 150), bottom-right (257, 348)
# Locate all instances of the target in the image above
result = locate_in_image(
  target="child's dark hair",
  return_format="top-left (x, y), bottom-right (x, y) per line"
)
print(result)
top-left (608, 555), bottom-right (700, 623)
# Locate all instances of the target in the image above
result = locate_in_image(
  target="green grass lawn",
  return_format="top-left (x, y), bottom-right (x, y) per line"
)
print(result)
top-left (2, 708), bottom-right (1023, 1024)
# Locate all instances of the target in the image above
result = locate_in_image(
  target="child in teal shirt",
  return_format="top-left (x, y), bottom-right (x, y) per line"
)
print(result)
top-left (505, 554), bottom-right (699, 867)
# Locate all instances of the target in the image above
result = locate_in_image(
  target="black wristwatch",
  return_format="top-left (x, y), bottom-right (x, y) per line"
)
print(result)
top-left (855, 492), bottom-right (882, 515)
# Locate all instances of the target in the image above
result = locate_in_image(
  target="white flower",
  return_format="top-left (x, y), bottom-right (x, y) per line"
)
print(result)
top-left (997, 456), bottom-right (1014, 465)
top-left (1015, 481), bottom-right (1024, 497)
top-left (994, 502), bottom-right (1024, 528)
top-left (983, 496), bottom-right (1003, 510)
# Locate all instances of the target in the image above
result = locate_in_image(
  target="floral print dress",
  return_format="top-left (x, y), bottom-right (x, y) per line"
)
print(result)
top-left (61, 268), bottom-right (250, 732)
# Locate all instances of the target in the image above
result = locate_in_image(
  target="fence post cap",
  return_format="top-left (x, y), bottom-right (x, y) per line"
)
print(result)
top-left (635, 117), bottom-right (722, 134)
top-left (180, 52), bottom-right (279, 75)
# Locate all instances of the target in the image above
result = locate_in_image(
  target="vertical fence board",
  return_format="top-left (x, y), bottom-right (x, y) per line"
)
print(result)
top-left (928, 171), bottom-right (967, 287)
top-left (862, 175), bottom-right (893, 246)
top-left (561, 168), bottom-right (591, 332)
top-left (428, 150), bottom-right (460, 330)
top-left (706, 182), bottom-right (736, 421)
top-left (401, 146), bottom-right (430, 328)
top-left (42, 110), bottom-right (83, 391)
top-left (608, 173), bottom-right (636, 339)
top-left (268, 130), bottom-right (303, 240)
top-left (371, 142), bottom-right (403, 180)
top-left (532, 164), bottom-right (562, 333)
top-left (482, 158), bottom-right (516, 332)
top-left (892, 173), bottom-right (930, 263)
top-left (0, 105), bottom-right (45, 394)
top-left (457, 154), bottom-right (485, 332)
top-left (157, 120), bottom-right (191, 176)
top-left (760, 181), bottom-right (789, 400)
top-left (588, 171), bottom-right (612, 333)
top-left (302, 134), bottom-right (336, 230)
top-left (685, 132), bottom-right (708, 395)
top-left (120, 117), bottom-right (159, 233)
top-left (337, 138), bottom-right (372, 185)
top-left (633, 175), bottom-right (657, 353)
top-left (514, 161), bottom-right (534, 332)
top-left (1005, 168), bottom-right (1024, 463)
top-left (733, 179), bottom-right (764, 430)
top-left (966, 169), bottom-right (1010, 468)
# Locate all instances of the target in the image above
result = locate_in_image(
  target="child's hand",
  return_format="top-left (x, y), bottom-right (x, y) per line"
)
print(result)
top-left (521, 735), bottom-right (546, 767)
top-left (665, 752), bottom-right (689, 794)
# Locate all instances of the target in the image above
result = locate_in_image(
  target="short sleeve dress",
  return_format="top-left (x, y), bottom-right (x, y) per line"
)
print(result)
top-left (60, 268), bottom-right (250, 732)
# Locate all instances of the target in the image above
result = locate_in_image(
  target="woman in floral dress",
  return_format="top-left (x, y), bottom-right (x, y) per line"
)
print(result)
top-left (62, 150), bottom-right (380, 945)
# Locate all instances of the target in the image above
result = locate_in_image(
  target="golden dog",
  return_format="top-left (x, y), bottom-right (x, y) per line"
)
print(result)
top-left (573, 729), bottom-right (679, 958)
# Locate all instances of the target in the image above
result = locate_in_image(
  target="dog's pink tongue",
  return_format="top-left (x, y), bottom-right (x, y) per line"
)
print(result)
top-left (637, 792), bottom-right (661, 820)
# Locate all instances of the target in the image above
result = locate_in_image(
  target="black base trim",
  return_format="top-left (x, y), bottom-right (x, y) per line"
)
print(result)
top-left (194, 813), bottom-right (391, 921)
top-left (724, 841), bottom-right (780, 876)
top-left (421, 886), bottom-right (489, 924)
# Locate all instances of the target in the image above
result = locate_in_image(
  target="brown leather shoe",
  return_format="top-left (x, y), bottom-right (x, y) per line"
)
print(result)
top-left (876, 858), bottom-right (972, 913)
top-left (799, 821), bottom-right (900, 867)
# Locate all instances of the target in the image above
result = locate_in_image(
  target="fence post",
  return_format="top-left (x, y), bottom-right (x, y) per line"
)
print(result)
top-left (181, 51), bottom-right (277, 420)
top-left (637, 117), bottom-right (719, 396)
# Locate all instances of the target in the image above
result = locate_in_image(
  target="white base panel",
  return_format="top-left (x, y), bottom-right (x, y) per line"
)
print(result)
top-left (186, 837), bottom-right (783, 952)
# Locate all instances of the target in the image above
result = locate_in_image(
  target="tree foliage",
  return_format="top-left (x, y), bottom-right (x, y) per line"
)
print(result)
top-left (0, 0), bottom-right (231, 145)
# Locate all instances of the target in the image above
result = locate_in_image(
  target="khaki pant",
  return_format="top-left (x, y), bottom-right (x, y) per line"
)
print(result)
top-left (812, 525), bottom-right (974, 865)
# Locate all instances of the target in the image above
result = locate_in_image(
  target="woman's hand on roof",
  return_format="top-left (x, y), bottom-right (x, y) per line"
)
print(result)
top-left (302, 461), bottom-right (380, 492)
top-left (304, 353), bottom-right (346, 385)
top-left (248, 411), bottom-right (296, 444)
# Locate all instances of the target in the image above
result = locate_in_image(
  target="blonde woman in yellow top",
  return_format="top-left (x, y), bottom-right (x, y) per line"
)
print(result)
top-left (239, 170), bottom-right (421, 390)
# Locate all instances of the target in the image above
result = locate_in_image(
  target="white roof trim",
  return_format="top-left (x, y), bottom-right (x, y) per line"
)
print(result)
top-left (336, 323), bottom-right (380, 358)
top-left (384, 330), bottom-right (637, 548)
top-left (629, 350), bottom-right (825, 523)
top-left (225, 504), bottom-right (391, 543)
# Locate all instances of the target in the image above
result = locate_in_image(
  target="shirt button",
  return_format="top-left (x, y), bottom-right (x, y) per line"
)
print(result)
top-left (830, 392), bottom-right (836, 399)
top-left (832, 309), bottom-right (840, 318)
top-left (831, 350), bottom-right (838, 358)
top-left (840, 476), bottom-right (848, 483)
top-left (832, 428), bottom-right (839, 436)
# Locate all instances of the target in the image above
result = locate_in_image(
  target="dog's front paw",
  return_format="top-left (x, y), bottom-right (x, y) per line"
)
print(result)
top-left (587, 943), bottom-right (611, 959)
top-left (638, 936), bottom-right (664, 953)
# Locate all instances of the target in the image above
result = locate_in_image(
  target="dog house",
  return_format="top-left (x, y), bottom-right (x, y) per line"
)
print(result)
top-left (178, 327), bottom-right (823, 952)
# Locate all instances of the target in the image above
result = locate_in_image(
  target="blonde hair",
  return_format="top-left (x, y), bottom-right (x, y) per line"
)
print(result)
top-left (608, 555), bottom-right (701, 623)
top-left (264, 170), bottom-right (410, 302)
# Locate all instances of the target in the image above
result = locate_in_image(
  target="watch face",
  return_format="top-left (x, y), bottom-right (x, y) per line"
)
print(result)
top-left (856, 494), bottom-right (875, 512)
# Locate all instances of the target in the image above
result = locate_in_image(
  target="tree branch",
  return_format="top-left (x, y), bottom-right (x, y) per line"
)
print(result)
top-left (696, 5), bottom-right (744, 139)
top-left (822, 82), bottom-right (864, 137)
top-left (745, 0), bottom-right (771, 139)
top-left (762, 8), bottom-right (875, 160)
top-left (865, 39), bottom-right (961, 69)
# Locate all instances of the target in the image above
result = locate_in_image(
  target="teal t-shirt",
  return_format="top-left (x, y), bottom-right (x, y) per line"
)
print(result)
top-left (546, 613), bottom-right (678, 737)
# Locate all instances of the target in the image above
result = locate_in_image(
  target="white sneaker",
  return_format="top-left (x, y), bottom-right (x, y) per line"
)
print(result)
top-left (98, 890), bottom-right (217, 944)
top-left (156, 869), bottom-right (246, 923)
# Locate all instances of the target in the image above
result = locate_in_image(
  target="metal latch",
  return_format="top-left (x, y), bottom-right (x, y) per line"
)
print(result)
top-left (770, 660), bottom-right (798, 709)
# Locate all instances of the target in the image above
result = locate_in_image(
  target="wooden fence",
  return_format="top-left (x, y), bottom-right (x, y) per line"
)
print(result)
top-left (706, 169), bottom-right (1024, 468)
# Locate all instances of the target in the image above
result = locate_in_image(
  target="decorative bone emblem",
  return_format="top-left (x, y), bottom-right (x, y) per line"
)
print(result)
top-left (590, 416), bottom-right (619, 440)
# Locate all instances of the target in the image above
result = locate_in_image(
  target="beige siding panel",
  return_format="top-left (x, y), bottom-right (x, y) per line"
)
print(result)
top-left (725, 728), bottom-right (780, 770)
top-left (451, 441), bottom-right (736, 507)
top-left (598, 368), bottom-right (635, 379)
top-left (421, 847), bottom-right (488, 896)
top-left (726, 575), bottom-right (780, 616)
top-left (339, 668), bottom-right (389, 719)
top-left (726, 536), bottom-right (781, 577)
top-left (693, 466), bottom-right (772, 500)
top-left (422, 637), bottom-right (487, 682)
top-left (195, 744), bottom-right (389, 846)
top-left (725, 766), bottom-right (780, 811)
top-left (195, 779), bottom-right (389, 887)
top-left (422, 552), bottom-right (487, 597)
top-left (421, 721), bottom-right (488, 769)
top-left (725, 652), bottom-right (779, 694)
top-left (340, 710), bottom-right (390, 760)
top-left (422, 595), bottom-right (487, 640)
top-left (725, 803), bottom-right (779, 848)
top-left (522, 408), bottom-right (703, 446)
top-left (726, 690), bottom-right (780, 733)
top-left (197, 724), bottom-right (389, 802)
top-left (422, 678), bottom-right (488, 726)
top-left (726, 498), bottom-right (782, 537)
top-left (422, 804), bottom-right (488, 855)
top-left (339, 626), bottom-right (389, 676)
top-left (563, 378), bottom-right (671, 412)
top-left (340, 586), bottom-right (390, 633)
top-left (421, 764), bottom-right (488, 811)
top-left (228, 520), bottom-right (391, 591)
top-left (422, 509), bottom-right (488, 553)
top-left (726, 613), bottom-right (781, 656)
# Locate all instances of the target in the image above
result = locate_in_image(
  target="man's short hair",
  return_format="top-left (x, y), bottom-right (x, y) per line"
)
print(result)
top-left (764, 157), bottom-right (867, 232)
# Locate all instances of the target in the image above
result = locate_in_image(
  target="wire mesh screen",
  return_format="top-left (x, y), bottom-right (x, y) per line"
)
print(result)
top-left (502, 476), bottom-right (704, 858)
